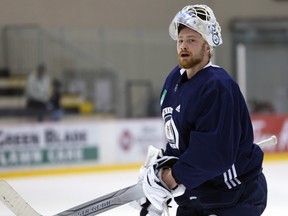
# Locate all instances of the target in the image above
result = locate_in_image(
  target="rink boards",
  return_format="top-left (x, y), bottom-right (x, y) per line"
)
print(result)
top-left (0, 115), bottom-right (287, 179)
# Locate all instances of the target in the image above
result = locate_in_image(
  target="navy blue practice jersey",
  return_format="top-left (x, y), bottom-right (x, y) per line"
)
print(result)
top-left (160, 62), bottom-right (264, 194)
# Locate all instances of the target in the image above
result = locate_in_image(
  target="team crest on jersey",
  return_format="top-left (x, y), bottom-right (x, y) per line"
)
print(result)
top-left (162, 107), bottom-right (179, 149)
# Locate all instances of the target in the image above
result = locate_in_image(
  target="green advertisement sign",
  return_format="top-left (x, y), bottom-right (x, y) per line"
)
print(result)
top-left (0, 147), bottom-right (98, 167)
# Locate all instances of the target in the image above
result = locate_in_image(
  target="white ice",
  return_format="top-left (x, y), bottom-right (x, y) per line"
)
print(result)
top-left (1, 161), bottom-right (288, 216)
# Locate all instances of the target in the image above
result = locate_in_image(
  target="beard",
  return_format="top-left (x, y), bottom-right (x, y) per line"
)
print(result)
top-left (178, 43), bottom-right (206, 69)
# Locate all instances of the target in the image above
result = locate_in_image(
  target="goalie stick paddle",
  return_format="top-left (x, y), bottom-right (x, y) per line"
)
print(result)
top-left (0, 180), bottom-right (40, 216)
top-left (0, 135), bottom-right (278, 216)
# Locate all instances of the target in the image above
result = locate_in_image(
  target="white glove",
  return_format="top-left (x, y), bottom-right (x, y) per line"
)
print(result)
top-left (142, 155), bottom-right (186, 213)
top-left (131, 145), bottom-right (167, 215)
top-left (130, 197), bottom-right (165, 216)
top-left (142, 164), bottom-right (173, 212)
top-left (138, 145), bottom-right (162, 182)
top-left (132, 146), bottom-right (186, 216)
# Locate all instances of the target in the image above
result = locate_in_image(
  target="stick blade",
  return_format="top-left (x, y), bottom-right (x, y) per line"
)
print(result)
top-left (0, 180), bottom-right (42, 216)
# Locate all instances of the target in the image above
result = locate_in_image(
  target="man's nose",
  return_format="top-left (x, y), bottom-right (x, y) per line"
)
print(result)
top-left (181, 46), bottom-right (187, 51)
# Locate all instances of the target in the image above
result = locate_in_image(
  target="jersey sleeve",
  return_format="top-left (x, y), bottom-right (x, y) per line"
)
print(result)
top-left (172, 79), bottom-right (246, 190)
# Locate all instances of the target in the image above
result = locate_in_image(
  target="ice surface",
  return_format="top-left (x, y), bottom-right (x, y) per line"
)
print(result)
top-left (1, 161), bottom-right (288, 216)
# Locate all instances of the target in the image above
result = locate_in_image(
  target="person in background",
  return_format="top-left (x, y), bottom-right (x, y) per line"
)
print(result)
top-left (48, 78), bottom-right (64, 121)
top-left (25, 63), bottom-right (51, 122)
top-left (137, 4), bottom-right (267, 216)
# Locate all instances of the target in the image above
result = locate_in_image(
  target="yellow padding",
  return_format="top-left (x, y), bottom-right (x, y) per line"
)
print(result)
top-left (0, 163), bottom-right (142, 179)
top-left (80, 102), bottom-right (94, 114)
top-left (1, 153), bottom-right (287, 179)
top-left (61, 94), bottom-right (83, 108)
top-left (264, 153), bottom-right (288, 162)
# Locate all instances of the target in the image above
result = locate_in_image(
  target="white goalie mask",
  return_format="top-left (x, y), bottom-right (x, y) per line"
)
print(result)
top-left (169, 4), bottom-right (223, 47)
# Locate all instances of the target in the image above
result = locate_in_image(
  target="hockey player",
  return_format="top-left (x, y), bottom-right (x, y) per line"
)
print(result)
top-left (139, 4), bottom-right (267, 216)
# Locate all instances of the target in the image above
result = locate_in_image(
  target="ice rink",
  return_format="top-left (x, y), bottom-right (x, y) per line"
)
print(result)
top-left (1, 161), bottom-right (288, 216)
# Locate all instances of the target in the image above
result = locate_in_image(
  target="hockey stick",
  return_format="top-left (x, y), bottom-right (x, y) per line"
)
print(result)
top-left (256, 135), bottom-right (277, 149)
top-left (0, 179), bottom-right (40, 216)
top-left (0, 136), bottom-right (277, 216)
top-left (0, 180), bottom-right (144, 216)
top-left (0, 145), bottom-right (159, 216)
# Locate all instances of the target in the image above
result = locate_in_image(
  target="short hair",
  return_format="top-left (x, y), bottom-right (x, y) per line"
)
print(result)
top-left (177, 24), bottom-right (187, 35)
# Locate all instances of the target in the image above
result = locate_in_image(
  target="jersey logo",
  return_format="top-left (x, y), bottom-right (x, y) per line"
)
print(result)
top-left (175, 105), bottom-right (181, 112)
top-left (162, 107), bottom-right (179, 149)
top-left (223, 164), bottom-right (241, 189)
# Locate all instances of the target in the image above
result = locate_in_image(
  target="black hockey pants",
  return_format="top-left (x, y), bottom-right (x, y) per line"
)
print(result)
top-left (175, 173), bottom-right (267, 216)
